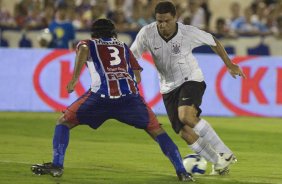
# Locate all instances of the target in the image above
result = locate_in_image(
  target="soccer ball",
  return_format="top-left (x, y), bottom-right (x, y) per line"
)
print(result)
top-left (183, 154), bottom-right (207, 175)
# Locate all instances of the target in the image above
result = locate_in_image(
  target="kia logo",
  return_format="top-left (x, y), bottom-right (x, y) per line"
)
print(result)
top-left (216, 56), bottom-right (282, 117)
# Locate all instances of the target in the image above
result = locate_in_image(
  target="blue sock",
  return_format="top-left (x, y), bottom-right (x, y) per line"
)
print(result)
top-left (52, 124), bottom-right (69, 167)
top-left (155, 133), bottom-right (186, 174)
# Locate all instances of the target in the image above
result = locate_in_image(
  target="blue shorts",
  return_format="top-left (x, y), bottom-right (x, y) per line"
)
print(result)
top-left (64, 91), bottom-right (160, 131)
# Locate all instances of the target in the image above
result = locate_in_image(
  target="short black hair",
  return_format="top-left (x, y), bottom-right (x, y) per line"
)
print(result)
top-left (91, 19), bottom-right (117, 38)
top-left (155, 1), bottom-right (176, 17)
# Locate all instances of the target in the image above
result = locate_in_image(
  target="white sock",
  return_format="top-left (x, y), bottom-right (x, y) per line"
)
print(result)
top-left (193, 119), bottom-right (232, 154)
top-left (188, 137), bottom-right (218, 164)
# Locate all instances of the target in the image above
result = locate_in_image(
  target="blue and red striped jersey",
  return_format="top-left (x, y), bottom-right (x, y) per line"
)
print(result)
top-left (77, 38), bottom-right (142, 97)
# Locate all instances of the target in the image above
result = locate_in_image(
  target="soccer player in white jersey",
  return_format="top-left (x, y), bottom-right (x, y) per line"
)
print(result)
top-left (131, 1), bottom-right (246, 175)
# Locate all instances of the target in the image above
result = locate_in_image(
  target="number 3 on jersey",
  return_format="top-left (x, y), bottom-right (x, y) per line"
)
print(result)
top-left (108, 46), bottom-right (121, 66)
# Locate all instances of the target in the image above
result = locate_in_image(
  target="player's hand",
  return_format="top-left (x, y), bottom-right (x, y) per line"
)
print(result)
top-left (227, 63), bottom-right (246, 79)
top-left (67, 79), bottom-right (77, 93)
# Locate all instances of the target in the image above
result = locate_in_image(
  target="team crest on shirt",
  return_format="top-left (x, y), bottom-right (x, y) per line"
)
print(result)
top-left (172, 42), bottom-right (181, 54)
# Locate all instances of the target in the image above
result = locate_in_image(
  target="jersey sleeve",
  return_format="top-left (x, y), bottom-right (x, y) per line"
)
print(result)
top-left (75, 40), bottom-right (89, 53)
top-left (187, 25), bottom-right (216, 49)
top-left (129, 50), bottom-right (143, 71)
top-left (75, 40), bottom-right (91, 61)
top-left (76, 40), bottom-right (89, 52)
top-left (124, 43), bottom-right (143, 71)
top-left (130, 26), bottom-right (148, 59)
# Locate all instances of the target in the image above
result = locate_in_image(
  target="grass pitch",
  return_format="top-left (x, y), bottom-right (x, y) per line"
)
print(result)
top-left (0, 112), bottom-right (281, 184)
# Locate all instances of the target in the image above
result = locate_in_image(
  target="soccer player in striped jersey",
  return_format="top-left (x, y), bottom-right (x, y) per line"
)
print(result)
top-left (31, 19), bottom-right (194, 182)
top-left (130, 1), bottom-right (246, 175)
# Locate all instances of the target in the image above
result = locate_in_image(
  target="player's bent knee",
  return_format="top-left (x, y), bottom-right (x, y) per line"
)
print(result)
top-left (147, 127), bottom-right (166, 139)
top-left (178, 113), bottom-right (197, 128)
top-left (178, 106), bottom-right (199, 127)
top-left (57, 115), bottom-right (76, 129)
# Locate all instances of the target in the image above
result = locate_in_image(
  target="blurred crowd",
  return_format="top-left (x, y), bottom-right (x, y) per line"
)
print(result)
top-left (210, 0), bottom-right (282, 38)
top-left (0, 0), bottom-right (282, 48)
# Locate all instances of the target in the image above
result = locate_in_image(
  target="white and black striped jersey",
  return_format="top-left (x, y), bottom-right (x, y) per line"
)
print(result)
top-left (131, 22), bottom-right (216, 94)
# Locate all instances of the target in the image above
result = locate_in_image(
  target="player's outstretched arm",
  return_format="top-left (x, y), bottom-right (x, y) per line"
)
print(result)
top-left (210, 37), bottom-right (246, 79)
top-left (67, 44), bottom-right (89, 93)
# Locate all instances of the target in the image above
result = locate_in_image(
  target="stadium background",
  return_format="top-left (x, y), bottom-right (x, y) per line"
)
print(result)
top-left (0, 0), bottom-right (262, 31)
top-left (1, 1), bottom-right (282, 184)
